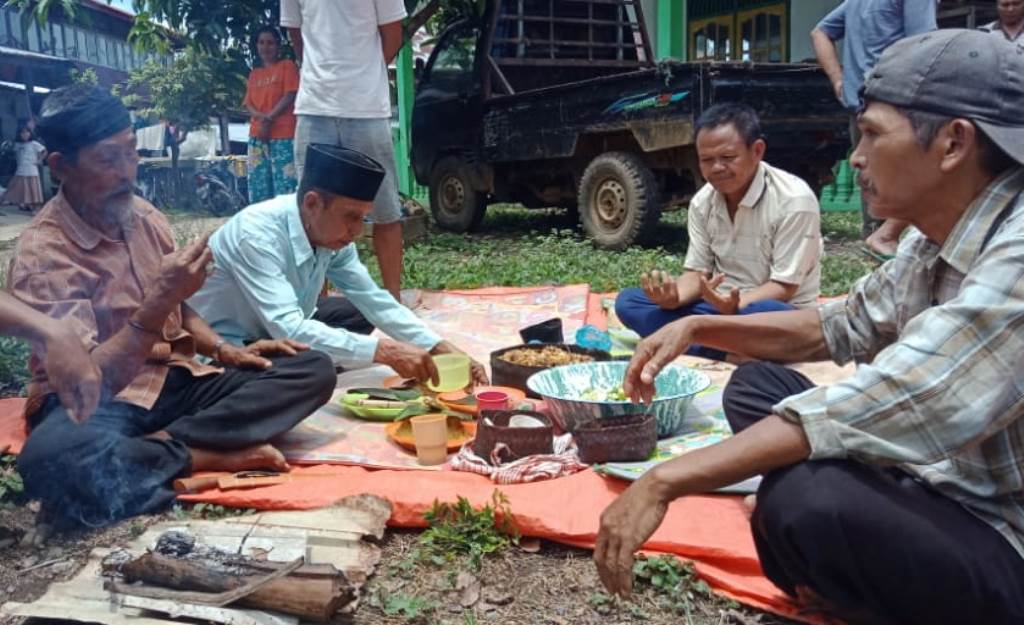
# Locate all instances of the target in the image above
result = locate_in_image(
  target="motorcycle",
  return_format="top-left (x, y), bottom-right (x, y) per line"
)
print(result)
top-left (195, 160), bottom-right (247, 217)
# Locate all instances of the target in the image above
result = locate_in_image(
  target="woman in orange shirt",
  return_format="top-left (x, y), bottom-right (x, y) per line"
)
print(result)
top-left (244, 26), bottom-right (300, 203)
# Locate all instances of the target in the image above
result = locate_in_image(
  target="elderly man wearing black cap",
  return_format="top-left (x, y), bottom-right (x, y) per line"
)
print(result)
top-left (594, 31), bottom-right (1024, 625)
top-left (9, 84), bottom-right (338, 532)
top-left (188, 143), bottom-right (487, 386)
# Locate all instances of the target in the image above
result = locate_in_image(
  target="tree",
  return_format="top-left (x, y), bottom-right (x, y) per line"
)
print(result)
top-left (12, 0), bottom-right (465, 53)
top-left (117, 48), bottom-right (245, 198)
top-left (118, 49), bottom-right (244, 135)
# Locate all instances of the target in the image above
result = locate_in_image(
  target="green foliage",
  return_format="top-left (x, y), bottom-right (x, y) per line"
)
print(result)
top-left (820, 211), bottom-right (862, 242)
top-left (70, 67), bottom-right (99, 85)
top-left (821, 253), bottom-right (874, 297)
top-left (419, 490), bottom-right (518, 569)
top-left (118, 49), bottom-right (246, 135)
top-left (358, 208), bottom-right (866, 297)
top-left (376, 590), bottom-right (437, 620)
top-left (172, 502), bottom-right (256, 520)
top-left (632, 555), bottom-right (731, 620)
top-left (128, 0), bottom-right (278, 58)
top-left (4, 0), bottom-right (78, 27)
top-left (0, 453), bottom-right (24, 505)
top-left (0, 337), bottom-right (31, 396)
top-left (361, 228), bottom-right (682, 293)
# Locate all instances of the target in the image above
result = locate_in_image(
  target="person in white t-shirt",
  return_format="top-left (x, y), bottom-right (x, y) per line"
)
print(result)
top-left (2, 125), bottom-right (47, 212)
top-left (281, 0), bottom-right (407, 299)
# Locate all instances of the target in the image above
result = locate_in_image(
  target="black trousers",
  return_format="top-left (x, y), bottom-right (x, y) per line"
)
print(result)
top-left (723, 362), bottom-right (1024, 625)
top-left (312, 296), bottom-right (374, 336)
top-left (18, 350), bottom-right (335, 530)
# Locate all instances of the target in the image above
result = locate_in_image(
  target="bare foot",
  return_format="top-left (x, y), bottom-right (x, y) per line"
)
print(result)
top-left (190, 443), bottom-right (290, 474)
top-left (864, 218), bottom-right (907, 257)
top-left (742, 494), bottom-right (756, 518)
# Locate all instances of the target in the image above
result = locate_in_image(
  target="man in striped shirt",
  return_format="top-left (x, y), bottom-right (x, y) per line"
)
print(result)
top-left (596, 30), bottom-right (1024, 625)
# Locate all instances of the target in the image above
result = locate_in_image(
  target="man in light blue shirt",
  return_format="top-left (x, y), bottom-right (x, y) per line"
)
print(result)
top-left (811, 0), bottom-right (937, 259)
top-left (189, 144), bottom-right (487, 384)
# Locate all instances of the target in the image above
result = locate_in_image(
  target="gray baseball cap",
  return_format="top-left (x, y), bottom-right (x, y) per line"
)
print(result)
top-left (863, 29), bottom-right (1024, 165)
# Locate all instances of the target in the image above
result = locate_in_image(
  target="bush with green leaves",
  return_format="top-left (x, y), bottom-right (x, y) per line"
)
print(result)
top-left (419, 490), bottom-right (519, 570)
top-left (0, 337), bottom-right (31, 397)
top-left (0, 453), bottom-right (24, 505)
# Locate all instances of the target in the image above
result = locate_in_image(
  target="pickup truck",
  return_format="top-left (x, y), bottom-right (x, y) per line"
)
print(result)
top-left (411, 0), bottom-right (850, 250)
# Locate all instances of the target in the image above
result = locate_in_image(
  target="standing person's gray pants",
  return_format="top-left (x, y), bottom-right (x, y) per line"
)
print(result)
top-left (294, 115), bottom-right (402, 225)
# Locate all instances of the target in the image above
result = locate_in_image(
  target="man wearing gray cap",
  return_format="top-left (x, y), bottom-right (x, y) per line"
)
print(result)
top-left (594, 30), bottom-right (1024, 624)
top-left (188, 143), bottom-right (487, 386)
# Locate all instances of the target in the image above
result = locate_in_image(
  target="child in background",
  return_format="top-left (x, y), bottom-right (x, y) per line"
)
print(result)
top-left (2, 126), bottom-right (46, 212)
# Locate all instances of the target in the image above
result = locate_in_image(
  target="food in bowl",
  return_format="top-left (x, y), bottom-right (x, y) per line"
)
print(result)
top-left (499, 345), bottom-right (595, 368)
top-left (579, 385), bottom-right (631, 402)
top-left (526, 361), bottom-right (712, 438)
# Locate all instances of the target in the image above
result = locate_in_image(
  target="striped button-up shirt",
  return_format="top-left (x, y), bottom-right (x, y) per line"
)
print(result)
top-left (775, 167), bottom-right (1024, 558)
top-left (8, 192), bottom-right (220, 412)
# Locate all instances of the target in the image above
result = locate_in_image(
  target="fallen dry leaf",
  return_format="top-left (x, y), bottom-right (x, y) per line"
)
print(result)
top-left (456, 571), bottom-right (480, 607)
top-left (484, 588), bottom-right (514, 606)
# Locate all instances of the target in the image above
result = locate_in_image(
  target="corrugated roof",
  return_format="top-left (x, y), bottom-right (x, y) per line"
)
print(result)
top-left (0, 45), bottom-right (72, 64)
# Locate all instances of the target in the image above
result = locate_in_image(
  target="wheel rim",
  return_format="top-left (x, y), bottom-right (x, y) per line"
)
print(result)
top-left (439, 174), bottom-right (466, 216)
top-left (593, 177), bottom-right (627, 230)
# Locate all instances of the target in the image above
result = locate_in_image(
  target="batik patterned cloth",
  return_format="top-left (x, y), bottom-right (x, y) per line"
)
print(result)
top-left (449, 434), bottom-right (588, 484)
top-left (247, 138), bottom-right (297, 203)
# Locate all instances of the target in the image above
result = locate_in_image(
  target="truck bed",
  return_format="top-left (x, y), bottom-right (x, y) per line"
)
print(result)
top-left (482, 61), bottom-right (848, 167)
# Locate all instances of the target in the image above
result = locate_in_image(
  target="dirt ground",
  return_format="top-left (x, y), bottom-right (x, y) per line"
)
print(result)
top-left (0, 505), bottom-right (801, 625)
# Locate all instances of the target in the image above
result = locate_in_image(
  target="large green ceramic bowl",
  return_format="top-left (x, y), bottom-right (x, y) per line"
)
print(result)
top-left (526, 361), bottom-right (711, 438)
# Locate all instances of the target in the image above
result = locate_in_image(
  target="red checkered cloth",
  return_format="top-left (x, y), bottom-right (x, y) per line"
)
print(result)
top-left (449, 434), bottom-right (588, 484)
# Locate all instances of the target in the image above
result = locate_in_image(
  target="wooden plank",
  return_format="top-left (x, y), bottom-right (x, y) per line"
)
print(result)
top-left (2, 497), bottom-right (391, 625)
top-left (117, 596), bottom-right (297, 625)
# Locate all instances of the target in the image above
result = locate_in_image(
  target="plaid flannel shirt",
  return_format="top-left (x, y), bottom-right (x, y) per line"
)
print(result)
top-left (775, 167), bottom-right (1024, 558)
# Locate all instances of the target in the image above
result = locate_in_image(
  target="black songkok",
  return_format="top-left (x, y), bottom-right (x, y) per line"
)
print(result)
top-left (36, 84), bottom-right (132, 155)
top-left (302, 144), bottom-right (385, 202)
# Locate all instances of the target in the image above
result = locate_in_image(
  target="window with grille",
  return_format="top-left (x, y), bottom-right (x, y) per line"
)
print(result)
top-left (688, 1), bottom-right (787, 63)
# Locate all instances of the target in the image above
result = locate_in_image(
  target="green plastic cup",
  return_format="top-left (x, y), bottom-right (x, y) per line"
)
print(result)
top-left (427, 353), bottom-right (471, 392)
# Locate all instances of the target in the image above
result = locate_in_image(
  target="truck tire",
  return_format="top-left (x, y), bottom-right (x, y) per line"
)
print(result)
top-left (429, 156), bottom-right (487, 232)
top-left (578, 152), bottom-right (661, 250)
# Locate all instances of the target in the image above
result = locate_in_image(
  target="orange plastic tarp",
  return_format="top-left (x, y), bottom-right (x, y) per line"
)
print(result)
top-left (179, 464), bottom-right (819, 623)
top-left (0, 398), bottom-right (26, 454)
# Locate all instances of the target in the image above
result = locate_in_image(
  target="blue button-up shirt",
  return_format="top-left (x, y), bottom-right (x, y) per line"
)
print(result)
top-left (188, 194), bottom-right (441, 367)
top-left (816, 0), bottom-right (936, 110)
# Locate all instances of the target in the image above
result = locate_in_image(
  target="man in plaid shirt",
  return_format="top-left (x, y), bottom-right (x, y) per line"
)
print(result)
top-left (596, 30), bottom-right (1024, 625)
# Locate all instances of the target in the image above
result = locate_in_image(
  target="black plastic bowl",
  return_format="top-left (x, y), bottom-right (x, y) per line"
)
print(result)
top-left (490, 343), bottom-right (611, 398)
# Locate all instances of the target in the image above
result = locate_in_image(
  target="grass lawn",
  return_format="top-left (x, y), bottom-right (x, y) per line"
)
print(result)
top-left (357, 205), bottom-right (873, 297)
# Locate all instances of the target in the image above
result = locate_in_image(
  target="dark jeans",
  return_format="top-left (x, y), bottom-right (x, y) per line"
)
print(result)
top-left (313, 296), bottom-right (374, 336)
top-left (18, 350), bottom-right (335, 530)
top-left (722, 361), bottom-right (1024, 625)
top-left (614, 287), bottom-right (794, 360)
